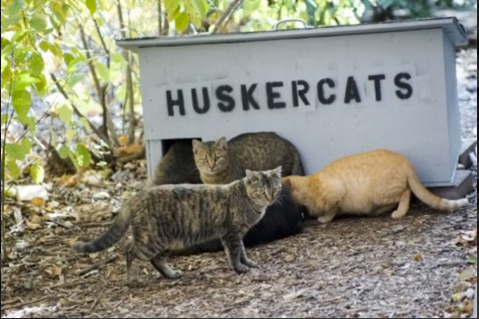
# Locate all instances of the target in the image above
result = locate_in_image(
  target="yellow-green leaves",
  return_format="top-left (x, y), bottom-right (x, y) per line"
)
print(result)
top-left (4, 139), bottom-right (32, 180)
top-left (96, 63), bottom-right (110, 82)
top-left (164, 0), bottom-right (210, 32)
top-left (76, 144), bottom-right (92, 168)
top-left (8, 0), bottom-right (24, 17)
top-left (12, 90), bottom-right (32, 115)
top-left (6, 143), bottom-right (28, 162)
top-left (30, 161), bottom-right (45, 184)
top-left (29, 14), bottom-right (47, 32)
top-left (1, 114), bottom-right (8, 128)
top-left (175, 12), bottom-right (190, 32)
top-left (85, 0), bottom-right (97, 15)
top-left (58, 143), bottom-right (92, 171)
top-left (56, 103), bottom-right (74, 124)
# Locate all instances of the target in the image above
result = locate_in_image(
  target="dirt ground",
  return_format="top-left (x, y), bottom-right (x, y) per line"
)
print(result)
top-left (1, 192), bottom-right (477, 318)
top-left (1, 20), bottom-right (477, 319)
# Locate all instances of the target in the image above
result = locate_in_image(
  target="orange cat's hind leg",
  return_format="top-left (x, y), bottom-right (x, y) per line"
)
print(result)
top-left (391, 190), bottom-right (411, 219)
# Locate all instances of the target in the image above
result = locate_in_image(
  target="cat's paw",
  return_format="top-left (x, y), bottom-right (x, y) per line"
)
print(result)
top-left (162, 269), bottom-right (183, 280)
top-left (242, 259), bottom-right (259, 268)
top-left (317, 215), bottom-right (335, 224)
top-left (166, 270), bottom-right (183, 280)
top-left (391, 210), bottom-right (407, 219)
top-left (233, 264), bottom-right (250, 274)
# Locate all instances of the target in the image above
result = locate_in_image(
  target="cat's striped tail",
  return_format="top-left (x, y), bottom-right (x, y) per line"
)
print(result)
top-left (407, 170), bottom-right (469, 211)
top-left (74, 202), bottom-right (132, 254)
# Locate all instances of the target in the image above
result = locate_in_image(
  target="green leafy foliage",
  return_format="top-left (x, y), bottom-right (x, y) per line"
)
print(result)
top-left (30, 161), bottom-right (45, 184)
top-left (56, 104), bottom-right (74, 125)
top-left (76, 144), bottom-right (92, 168)
top-left (85, 0), bottom-right (97, 15)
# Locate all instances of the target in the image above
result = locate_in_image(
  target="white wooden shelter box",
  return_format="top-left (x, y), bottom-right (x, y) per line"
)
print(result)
top-left (117, 17), bottom-right (468, 187)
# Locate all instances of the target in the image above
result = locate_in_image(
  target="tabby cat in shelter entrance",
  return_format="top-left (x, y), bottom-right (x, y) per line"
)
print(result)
top-left (192, 132), bottom-right (304, 185)
top-left (282, 149), bottom-right (469, 223)
top-left (74, 167), bottom-right (282, 284)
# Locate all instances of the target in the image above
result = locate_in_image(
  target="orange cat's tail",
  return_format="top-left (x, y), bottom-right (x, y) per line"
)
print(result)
top-left (407, 170), bottom-right (469, 211)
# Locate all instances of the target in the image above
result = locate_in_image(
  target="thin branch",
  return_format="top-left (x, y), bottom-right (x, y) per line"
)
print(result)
top-left (50, 73), bottom-right (111, 148)
top-left (93, 18), bottom-right (111, 68)
top-left (79, 22), bottom-right (119, 148)
top-left (158, 0), bottom-right (163, 36)
top-left (79, 23), bottom-right (110, 141)
top-left (277, 0), bottom-right (284, 21)
top-left (117, 0), bottom-right (137, 145)
top-left (210, 0), bottom-right (243, 34)
top-left (1, 50), bottom-right (17, 263)
top-left (79, 24), bottom-right (103, 113)
top-left (101, 83), bottom-right (120, 146)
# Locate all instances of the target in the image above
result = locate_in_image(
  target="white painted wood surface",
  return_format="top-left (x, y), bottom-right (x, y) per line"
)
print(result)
top-left (118, 18), bottom-right (467, 185)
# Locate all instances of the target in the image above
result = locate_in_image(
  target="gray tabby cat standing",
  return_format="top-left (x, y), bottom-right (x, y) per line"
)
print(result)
top-left (74, 167), bottom-right (283, 284)
top-left (193, 132), bottom-right (304, 185)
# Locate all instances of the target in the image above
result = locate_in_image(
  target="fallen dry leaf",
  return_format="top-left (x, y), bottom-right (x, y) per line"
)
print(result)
top-left (59, 174), bottom-right (79, 188)
top-left (283, 288), bottom-right (310, 302)
top-left (30, 215), bottom-right (42, 225)
top-left (461, 229), bottom-right (477, 243)
top-left (26, 220), bottom-right (42, 230)
top-left (31, 197), bottom-right (45, 207)
top-left (66, 236), bottom-right (80, 248)
top-left (45, 265), bottom-right (63, 278)
top-left (461, 300), bottom-right (474, 313)
top-left (89, 253), bottom-right (100, 260)
top-left (118, 135), bottom-right (129, 147)
top-left (115, 142), bottom-right (143, 157)
top-left (457, 267), bottom-right (476, 281)
top-left (414, 253), bottom-right (424, 262)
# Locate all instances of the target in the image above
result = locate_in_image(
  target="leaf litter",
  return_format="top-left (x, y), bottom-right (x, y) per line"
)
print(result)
top-left (0, 156), bottom-right (477, 318)
top-left (1, 47), bottom-right (477, 319)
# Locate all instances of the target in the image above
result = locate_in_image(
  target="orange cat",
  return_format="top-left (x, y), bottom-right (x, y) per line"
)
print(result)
top-left (282, 149), bottom-right (469, 223)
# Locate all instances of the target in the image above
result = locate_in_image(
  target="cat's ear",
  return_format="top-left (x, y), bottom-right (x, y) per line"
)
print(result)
top-left (245, 169), bottom-right (254, 177)
top-left (216, 137), bottom-right (228, 149)
top-left (272, 166), bottom-right (282, 178)
top-left (192, 140), bottom-right (203, 153)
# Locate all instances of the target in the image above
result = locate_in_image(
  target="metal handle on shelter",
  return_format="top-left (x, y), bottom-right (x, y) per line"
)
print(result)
top-left (274, 18), bottom-right (312, 30)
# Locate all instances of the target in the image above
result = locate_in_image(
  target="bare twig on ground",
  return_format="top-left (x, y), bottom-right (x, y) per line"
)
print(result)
top-left (77, 222), bottom-right (113, 228)
top-left (1, 296), bottom-right (50, 312)
top-left (78, 255), bottom-right (118, 277)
